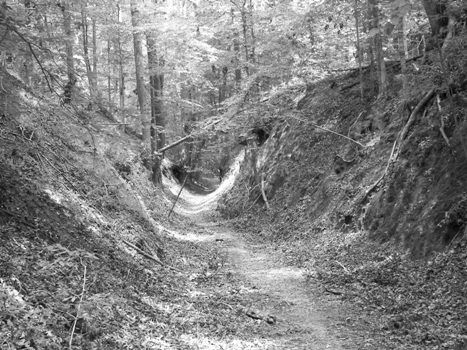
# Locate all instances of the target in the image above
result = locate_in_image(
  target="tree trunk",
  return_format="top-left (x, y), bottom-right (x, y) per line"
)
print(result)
top-left (91, 17), bottom-right (98, 98)
top-left (399, 14), bottom-right (408, 93)
top-left (60, 0), bottom-right (75, 104)
top-left (22, 0), bottom-right (33, 87)
top-left (130, 0), bottom-right (150, 147)
top-left (80, 2), bottom-right (96, 99)
top-left (248, 0), bottom-right (256, 63)
top-left (367, 0), bottom-right (387, 98)
top-left (117, 4), bottom-right (125, 110)
top-left (421, 0), bottom-right (449, 48)
top-left (146, 33), bottom-right (166, 185)
top-left (354, 0), bottom-right (364, 99)
top-left (219, 66), bottom-right (228, 103)
top-left (233, 32), bottom-right (242, 90)
top-left (107, 36), bottom-right (112, 104)
top-left (240, 0), bottom-right (250, 76)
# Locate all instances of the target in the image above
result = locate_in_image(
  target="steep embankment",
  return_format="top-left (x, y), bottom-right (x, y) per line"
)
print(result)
top-left (221, 49), bottom-right (467, 349)
top-left (0, 70), bottom-right (303, 349)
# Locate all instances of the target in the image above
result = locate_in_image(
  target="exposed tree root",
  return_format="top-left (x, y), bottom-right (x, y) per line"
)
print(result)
top-left (360, 89), bottom-right (435, 204)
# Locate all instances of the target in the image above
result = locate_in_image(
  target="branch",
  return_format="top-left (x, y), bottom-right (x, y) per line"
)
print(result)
top-left (6, 23), bottom-right (55, 93)
top-left (69, 262), bottom-right (87, 350)
top-left (436, 94), bottom-right (451, 147)
top-left (309, 121), bottom-right (365, 148)
top-left (168, 175), bottom-right (188, 218)
top-left (122, 239), bottom-right (180, 272)
top-left (157, 135), bottom-right (192, 154)
top-left (260, 173), bottom-right (270, 211)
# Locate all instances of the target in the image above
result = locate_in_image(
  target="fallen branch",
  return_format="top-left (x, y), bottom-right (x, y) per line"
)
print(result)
top-left (293, 113), bottom-right (365, 148)
top-left (340, 81), bottom-right (359, 91)
top-left (260, 173), bottom-right (270, 211)
top-left (309, 121), bottom-right (366, 148)
top-left (348, 112), bottom-right (364, 137)
top-left (122, 239), bottom-right (180, 272)
top-left (436, 94), bottom-right (451, 147)
top-left (168, 175), bottom-right (188, 218)
top-left (335, 260), bottom-right (351, 275)
top-left (69, 262), bottom-right (87, 350)
top-left (157, 135), bottom-right (193, 154)
top-left (324, 287), bottom-right (343, 296)
top-left (245, 309), bottom-right (276, 325)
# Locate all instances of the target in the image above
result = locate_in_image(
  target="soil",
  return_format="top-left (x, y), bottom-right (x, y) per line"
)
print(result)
top-left (165, 163), bottom-right (364, 349)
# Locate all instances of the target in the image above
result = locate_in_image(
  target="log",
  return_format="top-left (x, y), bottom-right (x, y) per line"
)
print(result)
top-left (157, 135), bottom-right (192, 154)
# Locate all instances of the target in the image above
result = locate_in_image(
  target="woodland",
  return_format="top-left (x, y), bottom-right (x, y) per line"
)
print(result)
top-left (0, 0), bottom-right (467, 349)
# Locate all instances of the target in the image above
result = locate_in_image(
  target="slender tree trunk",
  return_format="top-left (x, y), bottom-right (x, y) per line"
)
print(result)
top-left (248, 0), bottom-right (256, 64)
top-left (117, 4), bottom-right (125, 110)
top-left (240, 0), bottom-right (250, 76)
top-left (60, 0), bottom-right (76, 103)
top-left (107, 36), bottom-right (112, 104)
top-left (354, 0), bottom-right (364, 99)
top-left (146, 33), bottom-right (166, 185)
top-left (91, 17), bottom-right (98, 98)
top-left (233, 32), bottom-right (242, 90)
top-left (219, 66), bottom-right (228, 103)
top-left (130, 0), bottom-right (150, 146)
top-left (146, 33), bottom-right (166, 152)
top-left (367, 0), bottom-right (387, 98)
top-left (80, 2), bottom-right (95, 98)
top-left (399, 14), bottom-right (408, 93)
top-left (22, 0), bottom-right (33, 87)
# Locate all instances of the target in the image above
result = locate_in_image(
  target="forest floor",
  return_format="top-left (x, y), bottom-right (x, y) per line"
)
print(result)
top-left (163, 162), bottom-right (366, 349)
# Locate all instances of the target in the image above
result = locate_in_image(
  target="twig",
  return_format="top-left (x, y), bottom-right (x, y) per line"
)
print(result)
top-left (436, 94), bottom-right (451, 147)
top-left (348, 112), bottom-right (364, 137)
top-left (122, 239), bottom-right (180, 272)
top-left (168, 175), bottom-right (188, 218)
top-left (309, 121), bottom-right (366, 148)
top-left (69, 262), bottom-right (87, 350)
top-left (0, 76), bottom-right (7, 93)
top-left (324, 287), bottom-right (343, 295)
top-left (95, 123), bottom-right (129, 126)
top-left (335, 260), bottom-right (351, 275)
top-left (260, 173), bottom-right (270, 211)
top-left (294, 113), bottom-right (365, 148)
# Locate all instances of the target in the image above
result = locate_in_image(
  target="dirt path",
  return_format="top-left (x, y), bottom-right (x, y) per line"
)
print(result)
top-left (197, 221), bottom-right (350, 350)
top-left (165, 164), bottom-right (358, 348)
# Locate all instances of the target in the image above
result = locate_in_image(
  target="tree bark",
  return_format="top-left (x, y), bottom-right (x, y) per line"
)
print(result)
top-left (233, 32), bottom-right (242, 90)
top-left (248, 0), bottom-right (256, 64)
top-left (367, 0), bottom-right (387, 98)
top-left (60, 0), bottom-right (75, 103)
top-left (146, 32), bottom-right (166, 185)
top-left (421, 0), bottom-right (449, 48)
top-left (399, 14), bottom-right (408, 93)
top-left (354, 0), bottom-right (364, 99)
top-left (116, 4), bottom-right (125, 110)
top-left (80, 2), bottom-right (97, 99)
top-left (130, 0), bottom-right (150, 147)
top-left (91, 17), bottom-right (98, 98)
